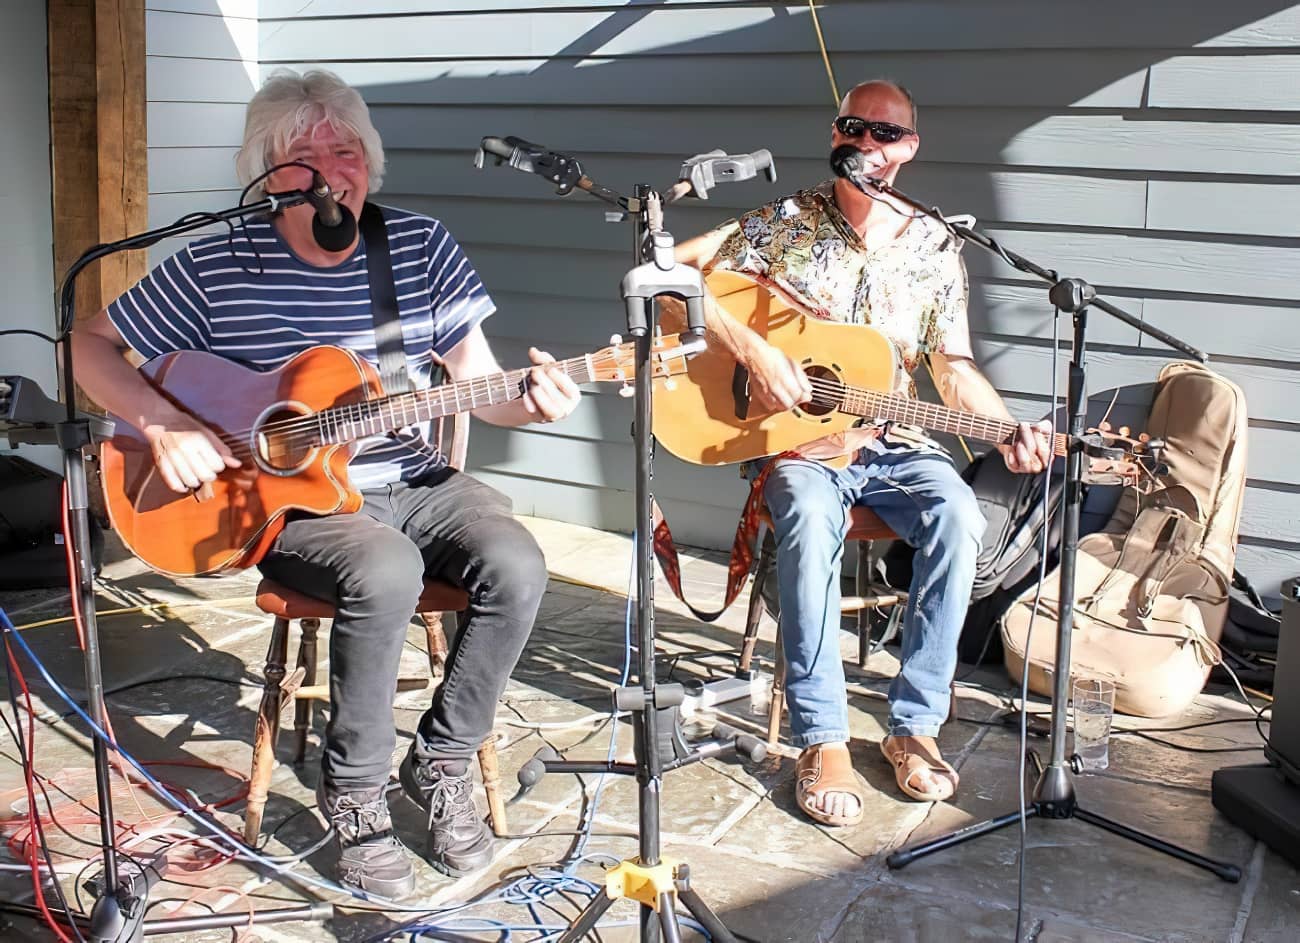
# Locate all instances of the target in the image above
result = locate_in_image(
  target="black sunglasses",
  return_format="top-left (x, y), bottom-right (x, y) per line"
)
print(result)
top-left (834, 116), bottom-right (915, 144)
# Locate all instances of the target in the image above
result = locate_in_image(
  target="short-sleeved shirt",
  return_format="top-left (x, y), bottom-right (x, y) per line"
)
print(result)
top-left (710, 180), bottom-right (971, 396)
top-left (707, 180), bottom-right (971, 457)
top-left (107, 204), bottom-right (493, 489)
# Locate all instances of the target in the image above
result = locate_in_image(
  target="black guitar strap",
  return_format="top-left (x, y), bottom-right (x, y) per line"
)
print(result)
top-left (360, 202), bottom-right (430, 393)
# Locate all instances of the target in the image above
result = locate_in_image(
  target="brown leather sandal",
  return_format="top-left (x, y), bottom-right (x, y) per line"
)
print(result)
top-left (795, 743), bottom-right (865, 827)
top-left (880, 735), bottom-right (959, 802)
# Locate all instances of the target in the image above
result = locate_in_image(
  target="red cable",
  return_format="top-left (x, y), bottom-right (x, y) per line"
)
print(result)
top-left (5, 643), bottom-right (76, 943)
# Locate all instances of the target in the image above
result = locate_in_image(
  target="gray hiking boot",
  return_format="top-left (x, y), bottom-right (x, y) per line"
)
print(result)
top-left (399, 747), bottom-right (493, 877)
top-left (316, 781), bottom-right (415, 899)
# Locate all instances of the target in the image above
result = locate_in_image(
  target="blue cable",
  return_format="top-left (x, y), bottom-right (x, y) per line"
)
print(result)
top-left (0, 606), bottom-right (474, 914)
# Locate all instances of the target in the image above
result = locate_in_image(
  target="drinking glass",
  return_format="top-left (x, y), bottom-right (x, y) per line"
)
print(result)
top-left (1071, 677), bottom-right (1116, 771)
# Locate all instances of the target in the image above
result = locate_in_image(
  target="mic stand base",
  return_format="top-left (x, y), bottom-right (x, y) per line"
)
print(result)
top-left (557, 861), bottom-right (735, 943)
top-left (886, 752), bottom-right (1242, 883)
top-left (887, 299), bottom-right (1240, 887)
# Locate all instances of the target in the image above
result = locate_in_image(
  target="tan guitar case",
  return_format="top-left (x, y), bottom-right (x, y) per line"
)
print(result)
top-left (1001, 362), bottom-right (1249, 717)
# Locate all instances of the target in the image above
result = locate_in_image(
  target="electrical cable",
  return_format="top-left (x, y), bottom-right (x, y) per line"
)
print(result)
top-left (1012, 307), bottom-right (1064, 943)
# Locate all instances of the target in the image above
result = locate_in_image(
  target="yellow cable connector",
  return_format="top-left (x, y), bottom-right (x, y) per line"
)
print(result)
top-left (604, 856), bottom-right (679, 911)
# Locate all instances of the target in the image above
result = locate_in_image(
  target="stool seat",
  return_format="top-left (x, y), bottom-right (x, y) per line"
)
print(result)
top-left (244, 573), bottom-right (503, 845)
top-left (758, 506), bottom-right (895, 543)
top-left (255, 577), bottom-right (469, 620)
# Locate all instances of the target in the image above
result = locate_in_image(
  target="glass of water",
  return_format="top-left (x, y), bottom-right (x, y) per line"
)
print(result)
top-left (1071, 677), bottom-right (1116, 771)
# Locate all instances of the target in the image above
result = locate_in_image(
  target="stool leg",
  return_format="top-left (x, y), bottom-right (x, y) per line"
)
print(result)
top-left (419, 611), bottom-right (449, 680)
top-left (855, 542), bottom-right (872, 669)
top-left (476, 735), bottom-right (508, 837)
top-left (738, 537), bottom-right (773, 675)
top-left (766, 625), bottom-right (786, 750)
top-left (292, 617), bottom-right (320, 768)
top-left (246, 616), bottom-right (290, 845)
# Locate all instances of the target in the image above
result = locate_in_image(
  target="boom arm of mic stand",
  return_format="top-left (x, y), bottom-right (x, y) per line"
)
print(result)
top-left (855, 177), bottom-right (1208, 362)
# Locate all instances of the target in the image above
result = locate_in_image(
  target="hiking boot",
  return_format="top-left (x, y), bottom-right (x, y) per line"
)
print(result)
top-left (399, 746), bottom-right (493, 877)
top-left (316, 780), bottom-right (415, 899)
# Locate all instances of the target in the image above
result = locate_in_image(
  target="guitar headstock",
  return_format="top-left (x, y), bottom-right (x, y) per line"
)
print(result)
top-left (1082, 422), bottom-right (1167, 488)
top-left (587, 332), bottom-right (706, 389)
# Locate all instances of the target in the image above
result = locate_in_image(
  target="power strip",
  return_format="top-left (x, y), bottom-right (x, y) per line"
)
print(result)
top-left (680, 673), bottom-right (767, 718)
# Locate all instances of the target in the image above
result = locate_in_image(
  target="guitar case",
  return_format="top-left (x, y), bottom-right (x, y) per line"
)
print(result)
top-left (1001, 362), bottom-right (1249, 717)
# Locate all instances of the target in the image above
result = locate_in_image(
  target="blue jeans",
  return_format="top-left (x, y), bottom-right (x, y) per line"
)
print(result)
top-left (763, 449), bottom-right (985, 747)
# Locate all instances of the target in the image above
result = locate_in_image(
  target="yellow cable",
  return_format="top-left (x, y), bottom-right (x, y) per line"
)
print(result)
top-left (10, 598), bottom-right (258, 632)
top-left (807, 0), bottom-right (840, 104)
top-left (9, 571), bottom-right (624, 633)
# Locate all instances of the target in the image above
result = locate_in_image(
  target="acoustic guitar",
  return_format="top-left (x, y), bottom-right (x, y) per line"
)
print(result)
top-left (655, 268), bottom-right (1071, 468)
top-left (102, 336), bottom-right (698, 576)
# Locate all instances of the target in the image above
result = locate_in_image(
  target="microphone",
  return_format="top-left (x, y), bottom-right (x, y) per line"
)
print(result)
top-left (305, 172), bottom-right (357, 252)
top-left (829, 144), bottom-right (887, 192)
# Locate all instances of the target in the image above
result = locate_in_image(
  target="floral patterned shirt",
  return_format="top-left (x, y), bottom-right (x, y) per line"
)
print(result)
top-left (708, 180), bottom-right (972, 399)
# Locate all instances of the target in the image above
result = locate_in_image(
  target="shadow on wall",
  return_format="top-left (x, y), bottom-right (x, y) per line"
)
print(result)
top-left (254, 1), bottom-right (1299, 569)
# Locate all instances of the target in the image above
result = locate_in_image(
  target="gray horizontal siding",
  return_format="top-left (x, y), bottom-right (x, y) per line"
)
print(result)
top-left (144, 4), bottom-right (257, 267)
top-left (140, 2), bottom-right (1300, 597)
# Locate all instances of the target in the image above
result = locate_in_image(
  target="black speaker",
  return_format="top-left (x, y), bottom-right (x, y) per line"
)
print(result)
top-left (1265, 578), bottom-right (1300, 781)
top-left (1212, 576), bottom-right (1300, 867)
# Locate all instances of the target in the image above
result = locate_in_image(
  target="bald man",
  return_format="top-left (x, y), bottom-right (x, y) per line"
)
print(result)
top-left (673, 81), bottom-right (1050, 825)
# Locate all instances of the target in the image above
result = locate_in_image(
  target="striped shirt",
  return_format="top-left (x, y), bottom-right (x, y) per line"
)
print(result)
top-left (107, 204), bottom-right (494, 489)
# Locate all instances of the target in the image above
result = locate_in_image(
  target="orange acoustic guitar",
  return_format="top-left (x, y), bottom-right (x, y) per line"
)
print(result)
top-left (102, 336), bottom-right (699, 577)
top-left (655, 269), bottom-right (1073, 468)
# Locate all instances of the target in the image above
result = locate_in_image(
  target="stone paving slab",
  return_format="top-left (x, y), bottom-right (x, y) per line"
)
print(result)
top-left (1, 516), bottom-right (1297, 942)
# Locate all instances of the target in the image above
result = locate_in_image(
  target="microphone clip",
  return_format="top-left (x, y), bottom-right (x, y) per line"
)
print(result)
top-left (669, 148), bottom-right (777, 203)
top-left (476, 136), bottom-right (585, 195)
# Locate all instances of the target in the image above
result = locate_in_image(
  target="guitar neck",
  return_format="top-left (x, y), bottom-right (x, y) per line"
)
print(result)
top-left (318, 355), bottom-right (594, 444)
top-left (841, 387), bottom-right (1068, 457)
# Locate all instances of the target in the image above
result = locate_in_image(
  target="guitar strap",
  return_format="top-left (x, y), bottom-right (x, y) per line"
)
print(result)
top-left (651, 453), bottom-right (797, 622)
top-left (360, 202), bottom-right (433, 393)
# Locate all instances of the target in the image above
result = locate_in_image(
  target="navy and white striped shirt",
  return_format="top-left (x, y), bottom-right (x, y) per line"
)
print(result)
top-left (108, 204), bottom-right (494, 489)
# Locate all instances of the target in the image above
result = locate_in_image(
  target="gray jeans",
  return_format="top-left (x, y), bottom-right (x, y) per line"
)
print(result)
top-left (258, 466), bottom-right (547, 791)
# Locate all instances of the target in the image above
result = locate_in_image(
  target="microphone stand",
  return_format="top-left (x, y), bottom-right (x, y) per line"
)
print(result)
top-left (0, 190), bottom-right (335, 942)
top-left (478, 139), bottom-right (769, 942)
top-left (845, 174), bottom-right (1241, 883)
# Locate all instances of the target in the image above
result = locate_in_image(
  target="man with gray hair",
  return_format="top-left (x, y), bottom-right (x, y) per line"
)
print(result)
top-left (674, 80), bottom-right (1051, 826)
top-left (73, 69), bottom-right (581, 897)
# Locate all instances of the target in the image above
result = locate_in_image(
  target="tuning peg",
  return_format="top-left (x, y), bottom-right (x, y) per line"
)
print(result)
top-left (609, 334), bottom-right (623, 346)
top-left (618, 383), bottom-right (634, 398)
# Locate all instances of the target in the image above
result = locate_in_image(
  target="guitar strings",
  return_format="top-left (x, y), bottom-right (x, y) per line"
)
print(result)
top-left (186, 354), bottom-right (629, 464)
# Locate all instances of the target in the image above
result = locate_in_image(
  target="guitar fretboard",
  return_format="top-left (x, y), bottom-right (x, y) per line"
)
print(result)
top-left (839, 386), bottom-right (1068, 456)
top-left (313, 356), bottom-right (597, 445)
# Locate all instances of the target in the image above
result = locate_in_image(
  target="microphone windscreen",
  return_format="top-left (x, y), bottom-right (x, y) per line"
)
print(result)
top-left (312, 202), bottom-right (357, 252)
top-left (829, 144), bottom-right (864, 180)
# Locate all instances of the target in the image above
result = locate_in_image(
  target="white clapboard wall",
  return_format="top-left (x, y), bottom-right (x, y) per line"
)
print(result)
top-left (145, 1), bottom-right (1300, 596)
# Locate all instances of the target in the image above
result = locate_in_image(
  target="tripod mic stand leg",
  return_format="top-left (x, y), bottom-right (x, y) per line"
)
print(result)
top-left (887, 806), bottom-right (1040, 869)
top-left (676, 864), bottom-right (739, 943)
top-left (556, 890), bottom-right (616, 943)
top-left (1072, 806), bottom-right (1242, 881)
top-left (657, 892), bottom-right (683, 943)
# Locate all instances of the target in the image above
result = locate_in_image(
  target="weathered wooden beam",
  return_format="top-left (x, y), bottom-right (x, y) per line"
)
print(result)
top-left (47, 0), bottom-right (147, 326)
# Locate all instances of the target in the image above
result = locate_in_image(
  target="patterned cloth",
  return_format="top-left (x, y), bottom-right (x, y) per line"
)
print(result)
top-left (709, 180), bottom-right (972, 399)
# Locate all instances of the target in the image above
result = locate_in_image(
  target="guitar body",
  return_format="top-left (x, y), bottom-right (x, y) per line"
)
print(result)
top-left (655, 269), bottom-right (897, 466)
top-left (101, 346), bottom-right (381, 576)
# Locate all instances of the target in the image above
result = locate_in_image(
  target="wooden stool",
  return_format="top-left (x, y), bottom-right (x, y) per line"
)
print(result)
top-left (245, 576), bottom-right (509, 843)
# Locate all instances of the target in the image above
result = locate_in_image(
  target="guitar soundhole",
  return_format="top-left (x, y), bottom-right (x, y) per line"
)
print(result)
top-left (800, 364), bottom-right (842, 418)
top-left (252, 402), bottom-right (317, 476)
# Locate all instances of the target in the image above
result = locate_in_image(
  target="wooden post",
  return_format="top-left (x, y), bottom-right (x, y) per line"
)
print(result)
top-left (46, 0), bottom-right (147, 340)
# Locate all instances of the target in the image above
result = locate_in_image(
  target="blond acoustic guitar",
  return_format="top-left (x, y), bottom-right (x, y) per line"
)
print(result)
top-left (102, 336), bottom-right (698, 577)
top-left (654, 269), bottom-right (1070, 468)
